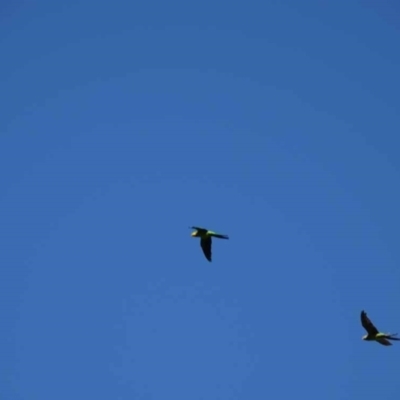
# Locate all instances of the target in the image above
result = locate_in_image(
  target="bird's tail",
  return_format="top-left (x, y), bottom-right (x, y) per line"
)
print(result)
top-left (388, 333), bottom-right (400, 340)
top-left (213, 234), bottom-right (229, 239)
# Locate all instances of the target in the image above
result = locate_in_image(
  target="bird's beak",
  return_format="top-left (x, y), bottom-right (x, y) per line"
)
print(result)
top-left (191, 232), bottom-right (197, 237)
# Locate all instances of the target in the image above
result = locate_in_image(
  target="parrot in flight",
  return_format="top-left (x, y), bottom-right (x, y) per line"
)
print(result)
top-left (190, 226), bottom-right (229, 262)
top-left (361, 310), bottom-right (400, 346)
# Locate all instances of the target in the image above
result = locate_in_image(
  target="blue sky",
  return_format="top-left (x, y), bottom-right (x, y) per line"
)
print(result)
top-left (1, 1), bottom-right (400, 399)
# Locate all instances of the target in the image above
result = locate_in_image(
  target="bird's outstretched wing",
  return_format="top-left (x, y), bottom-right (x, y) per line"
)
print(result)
top-left (361, 310), bottom-right (379, 335)
top-left (190, 226), bottom-right (208, 234)
top-left (377, 338), bottom-right (392, 346)
top-left (200, 237), bottom-right (212, 262)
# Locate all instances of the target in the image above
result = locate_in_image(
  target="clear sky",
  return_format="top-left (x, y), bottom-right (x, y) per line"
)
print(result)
top-left (1, 1), bottom-right (400, 399)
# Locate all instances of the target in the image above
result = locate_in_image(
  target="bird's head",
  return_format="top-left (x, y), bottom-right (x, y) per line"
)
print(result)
top-left (191, 231), bottom-right (198, 237)
top-left (362, 335), bottom-right (368, 341)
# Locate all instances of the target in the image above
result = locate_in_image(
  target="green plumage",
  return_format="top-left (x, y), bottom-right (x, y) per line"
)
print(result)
top-left (361, 310), bottom-right (400, 346)
top-left (190, 226), bottom-right (229, 262)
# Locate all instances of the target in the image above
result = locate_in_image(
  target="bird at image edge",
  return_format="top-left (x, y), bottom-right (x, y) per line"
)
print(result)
top-left (190, 226), bottom-right (229, 262)
top-left (361, 310), bottom-right (400, 346)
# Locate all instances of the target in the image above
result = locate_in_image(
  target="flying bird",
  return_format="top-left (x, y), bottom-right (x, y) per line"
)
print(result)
top-left (190, 226), bottom-right (229, 262)
top-left (361, 310), bottom-right (400, 346)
